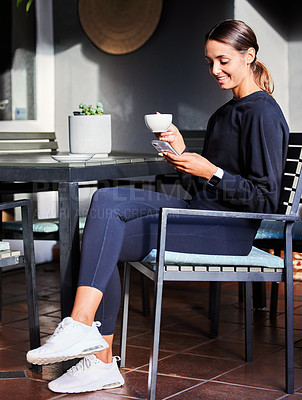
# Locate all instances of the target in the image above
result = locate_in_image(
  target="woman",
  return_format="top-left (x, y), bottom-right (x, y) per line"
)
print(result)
top-left (27, 20), bottom-right (289, 393)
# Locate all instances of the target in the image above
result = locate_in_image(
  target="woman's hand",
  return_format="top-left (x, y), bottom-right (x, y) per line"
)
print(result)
top-left (155, 123), bottom-right (186, 155)
top-left (163, 151), bottom-right (218, 180)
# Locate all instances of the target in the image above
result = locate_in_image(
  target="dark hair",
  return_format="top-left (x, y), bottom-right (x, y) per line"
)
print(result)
top-left (205, 20), bottom-right (274, 94)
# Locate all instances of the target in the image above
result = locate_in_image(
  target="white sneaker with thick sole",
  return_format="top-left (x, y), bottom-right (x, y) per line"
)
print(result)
top-left (48, 355), bottom-right (125, 393)
top-left (26, 317), bottom-right (109, 365)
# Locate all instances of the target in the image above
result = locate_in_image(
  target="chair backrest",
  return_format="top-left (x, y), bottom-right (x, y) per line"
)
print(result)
top-left (278, 132), bottom-right (302, 215)
top-left (0, 132), bottom-right (58, 154)
top-left (181, 130), bottom-right (206, 153)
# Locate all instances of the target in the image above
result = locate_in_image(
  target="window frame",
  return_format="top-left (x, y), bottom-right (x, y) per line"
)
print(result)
top-left (0, 0), bottom-right (54, 132)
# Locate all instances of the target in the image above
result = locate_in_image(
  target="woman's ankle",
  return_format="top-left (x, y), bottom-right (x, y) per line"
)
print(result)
top-left (70, 312), bottom-right (94, 326)
top-left (95, 349), bottom-right (113, 364)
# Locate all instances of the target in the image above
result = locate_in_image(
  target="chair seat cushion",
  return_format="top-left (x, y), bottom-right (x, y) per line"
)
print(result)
top-left (143, 246), bottom-right (284, 268)
top-left (2, 220), bottom-right (59, 233)
top-left (0, 241), bottom-right (10, 251)
top-left (256, 220), bottom-right (302, 240)
top-left (2, 216), bottom-right (87, 234)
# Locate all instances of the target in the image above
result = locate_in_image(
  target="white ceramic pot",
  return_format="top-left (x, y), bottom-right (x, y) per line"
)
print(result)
top-left (69, 114), bottom-right (112, 157)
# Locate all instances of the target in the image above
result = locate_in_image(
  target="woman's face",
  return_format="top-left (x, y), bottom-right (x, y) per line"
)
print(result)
top-left (205, 39), bottom-right (255, 98)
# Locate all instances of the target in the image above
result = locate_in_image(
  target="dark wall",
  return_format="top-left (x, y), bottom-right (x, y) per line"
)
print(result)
top-left (246, 0), bottom-right (302, 40)
top-left (53, 0), bottom-right (234, 153)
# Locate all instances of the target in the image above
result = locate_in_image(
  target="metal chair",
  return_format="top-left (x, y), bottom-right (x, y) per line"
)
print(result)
top-left (120, 132), bottom-right (302, 399)
top-left (0, 199), bottom-right (40, 371)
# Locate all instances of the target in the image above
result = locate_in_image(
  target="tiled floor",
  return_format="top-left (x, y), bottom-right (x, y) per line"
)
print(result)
top-left (1, 261), bottom-right (302, 399)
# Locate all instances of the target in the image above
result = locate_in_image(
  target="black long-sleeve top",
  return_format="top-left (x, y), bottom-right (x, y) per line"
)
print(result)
top-left (180, 91), bottom-right (289, 214)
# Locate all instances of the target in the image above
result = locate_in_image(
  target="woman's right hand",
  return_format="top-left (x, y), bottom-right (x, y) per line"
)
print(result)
top-left (155, 123), bottom-right (186, 155)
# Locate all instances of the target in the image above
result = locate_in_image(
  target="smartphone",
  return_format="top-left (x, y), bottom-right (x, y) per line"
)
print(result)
top-left (151, 140), bottom-right (179, 155)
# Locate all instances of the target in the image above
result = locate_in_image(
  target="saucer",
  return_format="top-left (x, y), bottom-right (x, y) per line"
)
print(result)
top-left (51, 153), bottom-right (94, 162)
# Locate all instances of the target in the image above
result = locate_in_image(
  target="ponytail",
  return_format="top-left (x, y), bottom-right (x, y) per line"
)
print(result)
top-left (252, 60), bottom-right (274, 95)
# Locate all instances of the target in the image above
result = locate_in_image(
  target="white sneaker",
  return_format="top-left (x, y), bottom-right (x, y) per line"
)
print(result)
top-left (48, 355), bottom-right (125, 393)
top-left (26, 317), bottom-right (109, 365)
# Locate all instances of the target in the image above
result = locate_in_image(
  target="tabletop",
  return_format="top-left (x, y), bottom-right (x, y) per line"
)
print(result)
top-left (0, 153), bottom-right (174, 183)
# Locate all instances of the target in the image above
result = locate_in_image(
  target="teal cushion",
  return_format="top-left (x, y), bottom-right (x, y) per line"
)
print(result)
top-left (2, 220), bottom-right (59, 233)
top-left (79, 217), bottom-right (86, 230)
top-left (2, 216), bottom-right (88, 234)
top-left (256, 220), bottom-right (302, 240)
top-left (143, 246), bottom-right (284, 269)
top-left (0, 241), bottom-right (10, 251)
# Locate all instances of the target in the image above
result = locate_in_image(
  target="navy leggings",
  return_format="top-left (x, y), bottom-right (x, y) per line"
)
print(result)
top-left (77, 187), bottom-right (258, 335)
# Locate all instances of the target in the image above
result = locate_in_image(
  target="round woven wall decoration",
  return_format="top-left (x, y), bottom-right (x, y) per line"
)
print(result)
top-left (78, 0), bottom-right (163, 55)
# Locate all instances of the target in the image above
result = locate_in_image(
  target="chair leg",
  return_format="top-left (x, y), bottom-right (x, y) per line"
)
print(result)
top-left (238, 282), bottom-right (244, 305)
top-left (270, 282), bottom-right (279, 318)
top-left (270, 249), bottom-right (281, 318)
top-left (148, 276), bottom-right (164, 400)
top-left (21, 203), bottom-right (41, 373)
top-left (120, 262), bottom-right (131, 368)
top-left (208, 282), bottom-right (221, 338)
top-left (141, 275), bottom-right (151, 316)
top-left (252, 282), bottom-right (266, 310)
top-left (284, 240), bottom-right (294, 393)
top-left (244, 282), bottom-right (253, 362)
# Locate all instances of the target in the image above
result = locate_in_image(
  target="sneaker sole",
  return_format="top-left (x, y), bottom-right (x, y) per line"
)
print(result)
top-left (27, 344), bottom-right (107, 365)
top-left (48, 381), bottom-right (124, 393)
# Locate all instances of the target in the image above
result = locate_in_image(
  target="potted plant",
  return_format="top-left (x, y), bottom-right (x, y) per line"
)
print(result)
top-left (69, 102), bottom-right (112, 157)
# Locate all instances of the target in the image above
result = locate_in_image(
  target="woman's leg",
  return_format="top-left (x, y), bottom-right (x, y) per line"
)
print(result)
top-left (72, 187), bottom-right (188, 362)
top-left (70, 286), bottom-right (113, 363)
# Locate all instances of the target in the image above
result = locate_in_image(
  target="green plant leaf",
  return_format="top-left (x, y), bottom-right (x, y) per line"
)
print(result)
top-left (26, 0), bottom-right (33, 12)
top-left (16, 0), bottom-right (33, 12)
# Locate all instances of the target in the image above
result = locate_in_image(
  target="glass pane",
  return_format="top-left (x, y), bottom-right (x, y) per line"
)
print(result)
top-left (0, 1), bottom-right (36, 121)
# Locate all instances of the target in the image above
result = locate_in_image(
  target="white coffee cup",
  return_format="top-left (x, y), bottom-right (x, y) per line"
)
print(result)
top-left (144, 113), bottom-right (172, 133)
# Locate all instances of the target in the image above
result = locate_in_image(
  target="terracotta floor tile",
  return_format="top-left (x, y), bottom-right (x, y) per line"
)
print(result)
top-left (222, 324), bottom-right (302, 347)
top-left (0, 378), bottom-right (53, 400)
top-left (4, 314), bottom-right (61, 336)
top-left (138, 352), bottom-right (244, 380)
top-left (167, 381), bottom-right (284, 400)
top-left (107, 369), bottom-right (205, 400)
top-left (184, 337), bottom-right (283, 362)
top-left (60, 391), bottom-right (137, 399)
top-left (263, 313), bottom-right (302, 330)
top-left (126, 329), bottom-right (209, 352)
top-left (115, 343), bottom-right (173, 369)
top-left (215, 361), bottom-right (302, 392)
top-left (0, 348), bottom-right (29, 370)
top-left (259, 347), bottom-right (302, 368)
top-left (2, 299), bottom-right (60, 316)
top-left (0, 309), bottom-right (29, 325)
top-left (162, 317), bottom-right (244, 338)
top-left (0, 326), bottom-right (32, 349)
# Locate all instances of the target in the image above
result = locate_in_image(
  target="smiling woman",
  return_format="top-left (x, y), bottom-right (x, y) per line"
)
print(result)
top-left (26, 19), bottom-right (289, 396)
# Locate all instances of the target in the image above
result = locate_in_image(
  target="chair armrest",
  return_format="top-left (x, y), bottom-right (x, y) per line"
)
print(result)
top-left (0, 199), bottom-right (31, 211)
top-left (160, 207), bottom-right (298, 222)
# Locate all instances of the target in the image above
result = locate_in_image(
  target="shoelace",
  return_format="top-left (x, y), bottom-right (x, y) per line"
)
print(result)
top-left (46, 319), bottom-right (69, 343)
top-left (46, 319), bottom-right (102, 343)
top-left (68, 355), bottom-right (121, 375)
top-left (68, 356), bottom-right (93, 375)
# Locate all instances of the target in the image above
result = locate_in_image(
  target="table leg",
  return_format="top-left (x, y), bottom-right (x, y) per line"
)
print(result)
top-left (58, 182), bottom-right (80, 318)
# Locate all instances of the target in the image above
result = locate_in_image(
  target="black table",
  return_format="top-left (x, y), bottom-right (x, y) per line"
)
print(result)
top-left (0, 153), bottom-right (173, 317)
